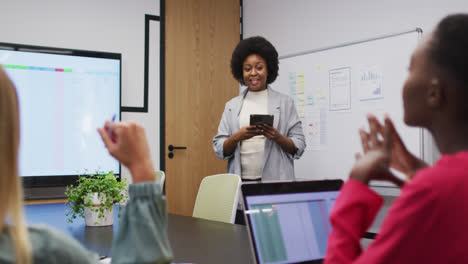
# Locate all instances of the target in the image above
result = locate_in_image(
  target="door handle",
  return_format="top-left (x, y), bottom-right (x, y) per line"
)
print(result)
top-left (168, 145), bottom-right (187, 159)
top-left (168, 145), bottom-right (187, 151)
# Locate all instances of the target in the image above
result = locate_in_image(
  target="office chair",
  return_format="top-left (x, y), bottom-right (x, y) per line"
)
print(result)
top-left (155, 170), bottom-right (165, 192)
top-left (192, 173), bottom-right (241, 224)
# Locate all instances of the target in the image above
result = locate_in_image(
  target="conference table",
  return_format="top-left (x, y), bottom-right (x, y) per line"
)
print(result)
top-left (25, 203), bottom-right (253, 264)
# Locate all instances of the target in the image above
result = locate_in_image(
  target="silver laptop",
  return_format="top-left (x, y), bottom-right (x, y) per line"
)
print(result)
top-left (241, 180), bottom-right (343, 264)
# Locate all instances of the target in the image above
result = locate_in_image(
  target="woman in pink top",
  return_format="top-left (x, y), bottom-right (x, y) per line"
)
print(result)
top-left (325, 14), bottom-right (468, 264)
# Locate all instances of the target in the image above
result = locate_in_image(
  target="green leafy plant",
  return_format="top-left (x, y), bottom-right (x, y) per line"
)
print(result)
top-left (65, 171), bottom-right (128, 224)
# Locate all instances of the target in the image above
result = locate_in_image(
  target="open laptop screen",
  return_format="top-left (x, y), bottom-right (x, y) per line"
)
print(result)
top-left (242, 180), bottom-right (342, 264)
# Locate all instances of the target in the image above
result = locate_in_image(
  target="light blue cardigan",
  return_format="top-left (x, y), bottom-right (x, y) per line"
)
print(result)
top-left (0, 183), bottom-right (173, 264)
top-left (213, 87), bottom-right (306, 181)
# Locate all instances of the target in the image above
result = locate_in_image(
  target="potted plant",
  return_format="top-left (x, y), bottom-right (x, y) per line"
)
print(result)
top-left (65, 171), bottom-right (128, 226)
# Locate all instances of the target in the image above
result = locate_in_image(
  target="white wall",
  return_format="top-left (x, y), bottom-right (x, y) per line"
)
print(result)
top-left (0, 0), bottom-right (161, 183)
top-left (243, 0), bottom-right (468, 58)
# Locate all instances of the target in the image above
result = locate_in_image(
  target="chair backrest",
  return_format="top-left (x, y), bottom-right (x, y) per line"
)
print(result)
top-left (192, 173), bottom-right (241, 224)
top-left (155, 171), bottom-right (165, 192)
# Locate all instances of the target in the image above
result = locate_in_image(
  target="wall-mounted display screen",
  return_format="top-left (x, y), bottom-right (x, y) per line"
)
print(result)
top-left (0, 42), bottom-right (121, 190)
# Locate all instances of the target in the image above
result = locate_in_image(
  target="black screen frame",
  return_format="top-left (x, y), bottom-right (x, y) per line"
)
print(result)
top-left (0, 41), bottom-right (122, 195)
top-left (241, 179), bottom-right (343, 197)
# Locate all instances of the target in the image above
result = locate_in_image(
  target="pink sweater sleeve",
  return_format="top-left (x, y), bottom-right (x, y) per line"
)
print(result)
top-left (325, 176), bottom-right (438, 264)
top-left (324, 179), bottom-right (383, 264)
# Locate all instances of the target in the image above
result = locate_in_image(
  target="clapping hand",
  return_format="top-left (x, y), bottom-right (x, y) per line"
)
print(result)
top-left (364, 114), bottom-right (427, 180)
top-left (350, 115), bottom-right (405, 187)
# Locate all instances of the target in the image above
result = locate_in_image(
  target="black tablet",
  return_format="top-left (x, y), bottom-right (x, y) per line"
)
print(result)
top-left (250, 114), bottom-right (274, 126)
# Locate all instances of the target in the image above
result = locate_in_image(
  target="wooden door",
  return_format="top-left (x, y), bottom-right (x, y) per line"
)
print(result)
top-left (165, 0), bottom-right (240, 215)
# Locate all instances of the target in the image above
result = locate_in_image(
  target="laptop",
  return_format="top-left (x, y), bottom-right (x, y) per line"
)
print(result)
top-left (241, 179), bottom-right (343, 264)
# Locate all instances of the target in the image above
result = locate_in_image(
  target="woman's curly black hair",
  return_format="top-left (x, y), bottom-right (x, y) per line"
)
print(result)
top-left (430, 14), bottom-right (468, 89)
top-left (230, 36), bottom-right (279, 86)
top-left (429, 14), bottom-right (468, 117)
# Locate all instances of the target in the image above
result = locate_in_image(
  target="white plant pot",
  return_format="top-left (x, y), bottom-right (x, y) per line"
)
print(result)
top-left (84, 192), bottom-right (114, 226)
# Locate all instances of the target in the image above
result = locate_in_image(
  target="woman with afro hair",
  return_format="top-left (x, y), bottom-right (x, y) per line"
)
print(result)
top-left (213, 36), bottom-right (306, 224)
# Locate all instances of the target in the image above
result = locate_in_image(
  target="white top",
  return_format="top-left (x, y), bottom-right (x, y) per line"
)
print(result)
top-left (239, 89), bottom-right (268, 179)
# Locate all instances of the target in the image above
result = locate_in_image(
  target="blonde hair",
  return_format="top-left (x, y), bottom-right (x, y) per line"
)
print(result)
top-left (0, 67), bottom-right (32, 264)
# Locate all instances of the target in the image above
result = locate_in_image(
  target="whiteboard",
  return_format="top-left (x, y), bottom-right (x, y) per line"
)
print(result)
top-left (271, 30), bottom-right (422, 185)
